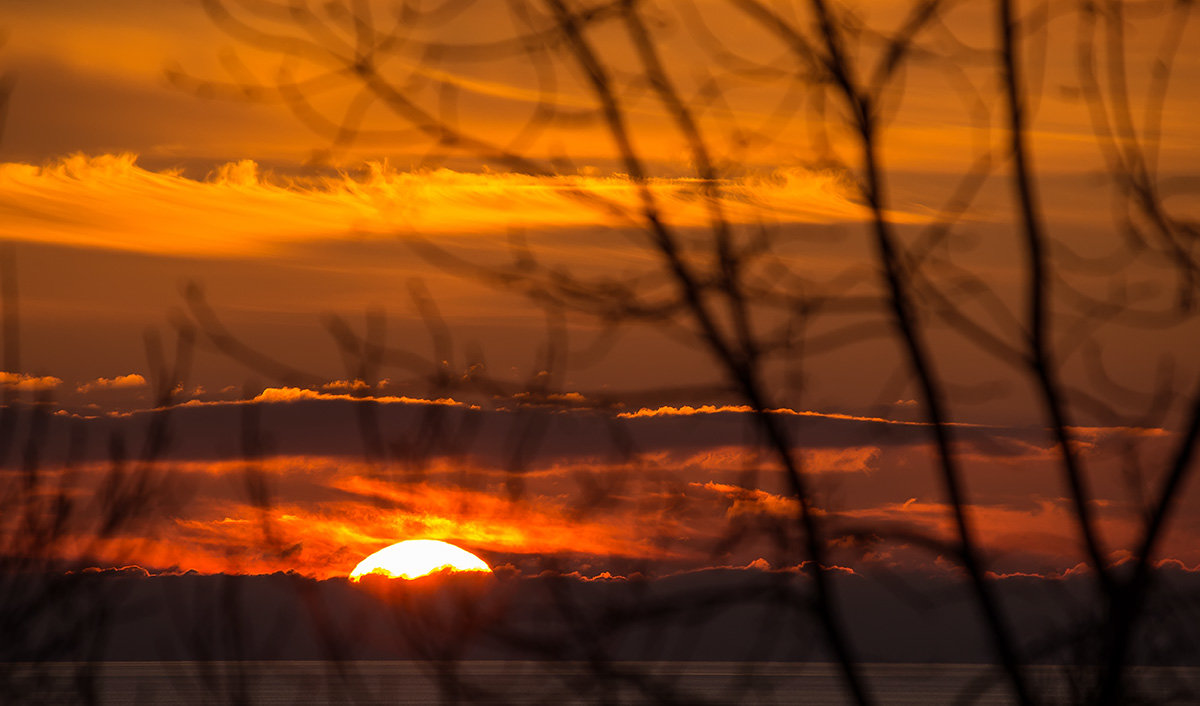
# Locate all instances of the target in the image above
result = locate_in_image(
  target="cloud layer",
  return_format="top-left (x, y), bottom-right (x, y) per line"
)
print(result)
top-left (0, 154), bottom-right (924, 258)
top-left (7, 391), bottom-right (1193, 579)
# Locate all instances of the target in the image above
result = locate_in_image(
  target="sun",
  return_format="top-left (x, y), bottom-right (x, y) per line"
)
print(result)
top-left (349, 539), bottom-right (492, 581)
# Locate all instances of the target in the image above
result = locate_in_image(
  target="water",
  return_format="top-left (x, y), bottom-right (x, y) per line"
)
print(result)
top-left (6, 661), bottom-right (1199, 704)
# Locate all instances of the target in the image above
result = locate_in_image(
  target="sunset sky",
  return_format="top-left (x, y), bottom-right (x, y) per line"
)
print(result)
top-left (2, 0), bottom-right (1199, 585)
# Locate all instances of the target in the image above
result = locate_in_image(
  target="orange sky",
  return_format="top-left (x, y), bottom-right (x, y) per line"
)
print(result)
top-left (2, 0), bottom-right (1199, 581)
top-left (14, 393), bottom-right (1199, 579)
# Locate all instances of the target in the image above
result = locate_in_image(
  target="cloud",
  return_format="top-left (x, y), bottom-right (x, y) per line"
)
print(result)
top-left (19, 390), bottom-right (1179, 495)
top-left (697, 481), bottom-right (799, 519)
top-left (618, 404), bottom-right (758, 418)
top-left (84, 468), bottom-right (701, 578)
top-left (320, 379), bottom-right (373, 392)
top-left (12, 390), bottom-right (1194, 580)
top-left (17, 437), bottom-right (1200, 580)
top-left (830, 497), bottom-right (1150, 574)
top-left (547, 570), bottom-right (630, 582)
top-left (0, 371), bottom-right (63, 389)
top-left (76, 373), bottom-right (146, 393)
top-left (806, 446), bottom-right (880, 474)
top-left (248, 386), bottom-right (471, 407)
top-left (618, 404), bottom-right (941, 428)
top-left (75, 565), bottom-right (152, 577)
top-left (0, 155), bottom-right (927, 259)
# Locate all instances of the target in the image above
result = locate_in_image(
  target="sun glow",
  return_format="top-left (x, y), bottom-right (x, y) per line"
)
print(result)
top-left (349, 539), bottom-right (492, 581)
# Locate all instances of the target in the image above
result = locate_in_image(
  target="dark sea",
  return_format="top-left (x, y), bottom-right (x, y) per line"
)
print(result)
top-left (8, 661), bottom-right (1200, 704)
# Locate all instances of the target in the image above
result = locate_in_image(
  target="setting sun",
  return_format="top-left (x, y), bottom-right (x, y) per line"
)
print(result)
top-left (349, 540), bottom-right (492, 581)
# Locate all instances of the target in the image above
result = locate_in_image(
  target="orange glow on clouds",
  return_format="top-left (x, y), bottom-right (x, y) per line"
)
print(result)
top-left (248, 387), bottom-right (471, 407)
top-left (0, 371), bottom-right (64, 389)
top-left (64, 455), bottom-right (704, 579)
top-left (616, 404), bottom-right (941, 427)
top-left (0, 154), bottom-right (927, 258)
top-left (22, 419), bottom-right (1199, 580)
top-left (75, 374), bottom-right (146, 393)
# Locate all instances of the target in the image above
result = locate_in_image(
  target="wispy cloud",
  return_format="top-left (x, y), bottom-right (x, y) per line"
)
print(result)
top-left (248, 386), bottom-right (472, 407)
top-left (20, 439), bottom-right (1200, 580)
top-left (617, 404), bottom-right (942, 427)
top-left (0, 154), bottom-right (926, 258)
top-left (50, 456), bottom-right (705, 578)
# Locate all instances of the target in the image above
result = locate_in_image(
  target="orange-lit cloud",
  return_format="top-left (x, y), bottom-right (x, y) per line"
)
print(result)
top-left (247, 386), bottom-right (471, 407)
top-left (11, 386), bottom-right (1197, 580)
top-left (76, 373), bottom-right (146, 393)
top-left (18, 436), bottom-right (1200, 581)
top-left (27, 449), bottom-right (717, 578)
top-left (627, 445), bottom-right (878, 476)
top-left (697, 481), bottom-right (799, 520)
top-left (321, 379), bottom-right (375, 392)
top-left (617, 404), bottom-right (946, 428)
top-left (0, 154), bottom-right (928, 258)
top-left (0, 371), bottom-right (63, 389)
top-left (75, 467), bottom-right (702, 579)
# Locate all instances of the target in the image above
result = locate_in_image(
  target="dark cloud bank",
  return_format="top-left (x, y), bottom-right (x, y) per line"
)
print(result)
top-left (21, 396), bottom-right (1051, 470)
top-left (9, 567), bottom-right (1200, 666)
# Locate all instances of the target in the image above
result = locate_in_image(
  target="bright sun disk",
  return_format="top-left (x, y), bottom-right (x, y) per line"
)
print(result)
top-left (349, 539), bottom-right (492, 581)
